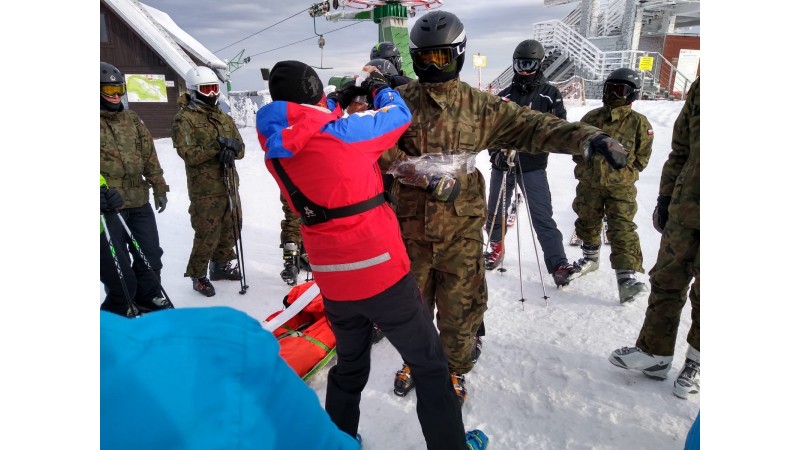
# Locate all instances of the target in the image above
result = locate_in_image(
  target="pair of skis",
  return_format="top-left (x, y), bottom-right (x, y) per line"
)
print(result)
top-left (569, 217), bottom-right (611, 246)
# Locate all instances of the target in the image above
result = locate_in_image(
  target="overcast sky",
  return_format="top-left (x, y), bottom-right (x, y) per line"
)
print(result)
top-left (142, 0), bottom-right (577, 91)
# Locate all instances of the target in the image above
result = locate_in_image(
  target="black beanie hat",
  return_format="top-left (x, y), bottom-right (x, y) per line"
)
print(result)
top-left (269, 61), bottom-right (325, 105)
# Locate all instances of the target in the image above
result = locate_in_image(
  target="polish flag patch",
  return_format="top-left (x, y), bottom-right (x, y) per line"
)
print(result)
top-left (647, 129), bottom-right (654, 135)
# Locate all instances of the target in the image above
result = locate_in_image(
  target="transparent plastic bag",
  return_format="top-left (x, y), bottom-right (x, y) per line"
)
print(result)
top-left (386, 153), bottom-right (477, 189)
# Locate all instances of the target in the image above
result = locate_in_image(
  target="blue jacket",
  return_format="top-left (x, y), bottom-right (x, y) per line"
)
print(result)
top-left (101, 308), bottom-right (360, 450)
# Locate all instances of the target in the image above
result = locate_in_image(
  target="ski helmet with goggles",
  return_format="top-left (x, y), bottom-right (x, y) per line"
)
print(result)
top-left (185, 66), bottom-right (221, 106)
top-left (603, 68), bottom-right (642, 106)
top-left (365, 58), bottom-right (398, 76)
top-left (409, 11), bottom-right (467, 83)
top-left (370, 42), bottom-right (403, 74)
top-left (512, 39), bottom-right (545, 74)
top-left (101, 62), bottom-right (126, 111)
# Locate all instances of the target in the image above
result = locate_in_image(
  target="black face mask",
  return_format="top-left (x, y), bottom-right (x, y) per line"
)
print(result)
top-left (100, 95), bottom-right (124, 112)
top-left (415, 53), bottom-right (464, 84)
top-left (513, 71), bottom-right (539, 85)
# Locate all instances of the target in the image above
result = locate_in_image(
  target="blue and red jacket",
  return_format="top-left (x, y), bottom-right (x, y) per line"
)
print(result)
top-left (257, 89), bottom-right (411, 300)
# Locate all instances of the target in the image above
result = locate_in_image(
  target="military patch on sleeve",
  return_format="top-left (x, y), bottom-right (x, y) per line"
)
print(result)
top-left (501, 97), bottom-right (511, 103)
top-left (647, 129), bottom-right (654, 135)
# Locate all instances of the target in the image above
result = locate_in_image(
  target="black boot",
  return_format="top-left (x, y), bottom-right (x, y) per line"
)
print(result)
top-left (136, 295), bottom-right (175, 313)
top-left (209, 260), bottom-right (242, 281)
top-left (192, 277), bottom-right (216, 297)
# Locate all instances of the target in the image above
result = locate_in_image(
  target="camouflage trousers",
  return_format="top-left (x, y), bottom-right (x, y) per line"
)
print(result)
top-left (280, 194), bottom-right (302, 246)
top-left (635, 219), bottom-right (700, 356)
top-left (184, 194), bottom-right (241, 278)
top-left (405, 236), bottom-right (487, 374)
top-left (572, 181), bottom-right (644, 272)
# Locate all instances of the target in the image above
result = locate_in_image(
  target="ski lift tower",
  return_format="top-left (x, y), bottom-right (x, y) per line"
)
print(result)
top-left (323, 0), bottom-right (444, 78)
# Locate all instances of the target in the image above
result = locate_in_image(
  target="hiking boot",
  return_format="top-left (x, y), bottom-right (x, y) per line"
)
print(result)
top-left (370, 323), bottom-right (385, 344)
top-left (451, 372), bottom-right (467, 406)
top-left (609, 346), bottom-right (673, 379)
top-left (484, 241), bottom-right (504, 271)
top-left (136, 295), bottom-right (174, 313)
top-left (209, 260), bottom-right (242, 281)
top-left (393, 363), bottom-right (415, 397)
top-left (573, 243), bottom-right (600, 278)
top-left (553, 261), bottom-right (580, 287)
top-left (466, 429), bottom-right (489, 450)
top-left (191, 276), bottom-right (216, 297)
top-left (673, 345), bottom-right (700, 399)
top-left (616, 269), bottom-right (648, 303)
top-left (471, 335), bottom-right (483, 364)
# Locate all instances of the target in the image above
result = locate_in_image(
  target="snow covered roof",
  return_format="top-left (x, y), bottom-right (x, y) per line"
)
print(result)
top-left (104, 0), bottom-right (229, 82)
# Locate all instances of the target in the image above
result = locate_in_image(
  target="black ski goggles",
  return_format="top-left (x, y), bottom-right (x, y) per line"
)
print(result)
top-left (512, 58), bottom-right (541, 73)
top-left (410, 43), bottom-right (466, 70)
top-left (604, 81), bottom-right (637, 99)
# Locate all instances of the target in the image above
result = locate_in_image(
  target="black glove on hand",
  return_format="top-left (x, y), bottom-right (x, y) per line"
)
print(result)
top-left (489, 150), bottom-right (511, 171)
top-left (327, 80), bottom-right (366, 110)
top-left (219, 147), bottom-right (236, 167)
top-left (154, 194), bottom-right (168, 213)
top-left (361, 72), bottom-right (390, 104)
top-left (426, 174), bottom-right (461, 202)
top-left (586, 135), bottom-right (628, 169)
top-left (652, 195), bottom-right (671, 233)
top-left (216, 136), bottom-right (243, 155)
top-left (101, 187), bottom-right (124, 213)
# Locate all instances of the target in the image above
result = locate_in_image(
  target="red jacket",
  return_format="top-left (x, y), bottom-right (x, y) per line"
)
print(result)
top-left (257, 89), bottom-right (411, 300)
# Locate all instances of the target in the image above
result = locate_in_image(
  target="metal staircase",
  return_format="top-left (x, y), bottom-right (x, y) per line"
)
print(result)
top-left (487, 0), bottom-right (699, 99)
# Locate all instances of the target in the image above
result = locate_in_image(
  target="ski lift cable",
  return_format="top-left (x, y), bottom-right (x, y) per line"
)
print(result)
top-left (247, 21), bottom-right (365, 58)
top-left (214, 7), bottom-right (309, 54)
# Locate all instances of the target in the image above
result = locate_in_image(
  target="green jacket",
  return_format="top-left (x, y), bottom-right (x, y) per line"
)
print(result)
top-left (661, 77), bottom-right (700, 230)
top-left (575, 104), bottom-right (654, 186)
top-left (171, 94), bottom-right (244, 201)
top-left (100, 109), bottom-right (168, 209)
top-left (383, 78), bottom-right (607, 242)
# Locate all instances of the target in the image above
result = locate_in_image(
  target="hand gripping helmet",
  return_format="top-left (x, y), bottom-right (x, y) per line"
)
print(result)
top-left (409, 10), bottom-right (467, 83)
top-left (100, 62), bottom-right (126, 111)
top-left (366, 58), bottom-right (399, 76)
top-left (512, 39), bottom-right (545, 74)
top-left (185, 66), bottom-right (222, 107)
top-left (370, 42), bottom-right (403, 75)
top-left (603, 68), bottom-right (642, 106)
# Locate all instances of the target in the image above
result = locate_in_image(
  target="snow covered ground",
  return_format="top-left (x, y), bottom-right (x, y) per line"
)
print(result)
top-left (100, 98), bottom-right (699, 449)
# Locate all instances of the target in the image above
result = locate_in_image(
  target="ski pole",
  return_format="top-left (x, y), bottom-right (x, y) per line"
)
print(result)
top-left (222, 164), bottom-right (249, 294)
top-left (113, 212), bottom-right (174, 308)
top-left (101, 213), bottom-right (140, 318)
top-left (512, 160), bottom-right (549, 306)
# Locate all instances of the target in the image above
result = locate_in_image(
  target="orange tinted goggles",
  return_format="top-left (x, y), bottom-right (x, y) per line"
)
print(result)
top-left (101, 84), bottom-right (126, 97)
top-left (198, 83), bottom-right (220, 96)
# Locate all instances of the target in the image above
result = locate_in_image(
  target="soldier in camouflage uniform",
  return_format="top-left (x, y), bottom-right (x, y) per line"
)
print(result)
top-left (100, 62), bottom-right (171, 316)
top-left (379, 11), bottom-right (630, 405)
top-left (172, 66), bottom-right (245, 297)
top-left (278, 194), bottom-right (311, 286)
top-left (570, 68), bottom-right (654, 304)
top-left (610, 77), bottom-right (700, 400)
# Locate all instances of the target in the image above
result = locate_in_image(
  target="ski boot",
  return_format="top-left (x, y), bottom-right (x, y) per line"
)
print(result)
top-left (553, 261), bottom-right (580, 287)
top-left (451, 372), bottom-right (467, 406)
top-left (466, 429), bottom-right (489, 450)
top-left (210, 260), bottom-right (242, 281)
top-left (191, 276), bottom-right (216, 297)
top-left (484, 241), bottom-right (504, 271)
top-left (136, 295), bottom-right (174, 313)
top-left (370, 323), bottom-right (385, 344)
top-left (393, 363), bottom-right (415, 397)
top-left (609, 346), bottom-right (673, 379)
top-left (573, 243), bottom-right (600, 278)
top-left (673, 345), bottom-right (700, 399)
top-left (280, 242), bottom-right (301, 286)
top-left (616, 270), bottom-right (648, 303)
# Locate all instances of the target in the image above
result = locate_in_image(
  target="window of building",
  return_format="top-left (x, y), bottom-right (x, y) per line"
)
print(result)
top-left (101, 13), bottom-right (109, 43)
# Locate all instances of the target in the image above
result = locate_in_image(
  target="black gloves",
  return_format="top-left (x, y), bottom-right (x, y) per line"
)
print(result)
top-left (652, 195), bottom-right (671, 233)
top-left (586, 135), bottom-right (628, 169)
top-left (327, 80), bottom-right (366, 110)
top-left (361, 72), bottom-right (390, 104)
top-left (216, 136), bottom-right (242, 167)
top-left (154, 194), bottom-right (168, 213)
top-left (489, 150), bottom-right (511, 171)
top-left (101, 187), bottom-right (124, 213)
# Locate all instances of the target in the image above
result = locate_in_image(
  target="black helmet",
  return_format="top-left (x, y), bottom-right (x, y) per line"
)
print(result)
top-left (409, 10), bottom-right (467, 83)
top-left (603, 68), bottom-right (642, 105)
top-left (512, 39), bottom-right (545, 74)
top-left (370, 42), bottom-right (402, 73)
top-left (100, 62), bottom-right (126, 112)
top-left (366, 58), bottom-right (398, 76)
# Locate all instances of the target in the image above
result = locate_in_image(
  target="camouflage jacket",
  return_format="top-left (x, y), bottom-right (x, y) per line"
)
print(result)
top-left (382, 78), bottom-right (607, 242)
top-left (575, 104), bottom-right (654, 186)
top-left (171, 94), bottom-right (244, 201)
top-left (100, 109), bottom-right (168, 209)
top-left (661, 77), bottom-right (700, 230)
